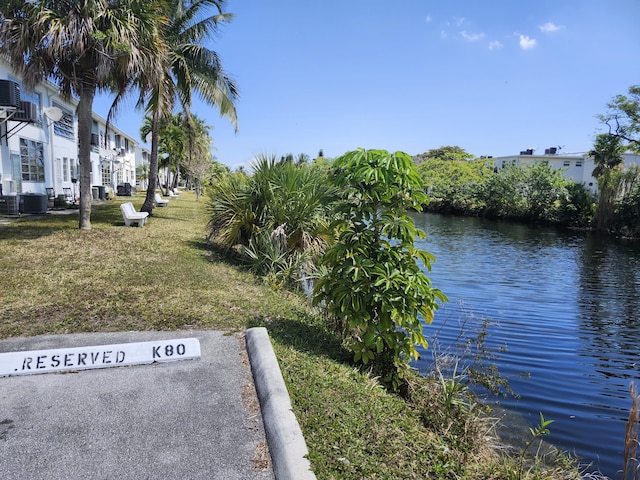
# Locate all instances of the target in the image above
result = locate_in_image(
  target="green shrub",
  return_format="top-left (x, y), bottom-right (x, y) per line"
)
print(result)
top-left (313, 148), bottom-right (447, 391)
top-left (206, 156), bottom-right (337, 286)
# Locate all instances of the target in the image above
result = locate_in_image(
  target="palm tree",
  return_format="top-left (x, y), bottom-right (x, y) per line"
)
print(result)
top-left (136, 163), bottom-right (150, 190)
top-left (141, 112), bottom-right (193, 194)
top-left (122, 0), bottom-right (238, 215)
top-left (180, 114), bottom-right (214, 199)
top-left (0, 0), bottom-right (164, 230)
top-left (590, 133), bottom-right (624, 231)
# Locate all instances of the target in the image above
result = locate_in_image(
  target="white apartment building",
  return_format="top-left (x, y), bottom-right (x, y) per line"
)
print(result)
top-left (493, 147), bottom-right (640, 193)
top-left (0, 59), bottom-right (141, 213)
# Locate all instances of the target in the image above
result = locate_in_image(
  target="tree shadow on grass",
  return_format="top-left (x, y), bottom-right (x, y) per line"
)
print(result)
top-left (0, 214), bottom-right (78, 240)
top-left (247, 313), bottom-right (352, 365)
top-left (187, 238), bottom-right (248, 269)
top-left (188, 237), bottom-right (352, 364)
top-left (91, 207), bottom-right (128, 227)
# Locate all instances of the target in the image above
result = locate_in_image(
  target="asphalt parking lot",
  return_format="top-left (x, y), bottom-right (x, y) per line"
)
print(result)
top-left (0, 330), bottom-right (273, 480)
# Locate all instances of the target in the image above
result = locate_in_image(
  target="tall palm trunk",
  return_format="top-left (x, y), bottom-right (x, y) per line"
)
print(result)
top-left (77, 83), bottom-right (96, 230)
top-left (141, 108), bottom-right (160, 214)
top-left (597, 173), bottom-right (620, 232)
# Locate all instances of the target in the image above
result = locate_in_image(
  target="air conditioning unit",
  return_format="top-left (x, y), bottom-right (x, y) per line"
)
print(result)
top-left (13, 101), bottom-right (38, 123)
top-left (0, 80), bottom-right (20, 108)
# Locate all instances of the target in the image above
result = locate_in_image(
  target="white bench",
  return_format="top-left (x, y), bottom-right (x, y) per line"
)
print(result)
top-left (120, 202), bottom-right (149, 227)
top-left (154, 193), bottom-right (169, 207)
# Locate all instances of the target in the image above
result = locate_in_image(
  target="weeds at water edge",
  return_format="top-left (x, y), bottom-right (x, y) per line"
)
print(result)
top-left (623, 381), bottom-right (640, 480)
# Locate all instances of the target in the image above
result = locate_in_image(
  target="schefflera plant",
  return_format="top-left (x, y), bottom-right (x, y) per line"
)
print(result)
top-left (313, 148), bottom-right (447, 391)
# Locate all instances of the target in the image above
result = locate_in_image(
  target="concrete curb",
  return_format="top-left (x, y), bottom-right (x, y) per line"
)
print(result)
top-left (245, 327), bottom-right (316, 480)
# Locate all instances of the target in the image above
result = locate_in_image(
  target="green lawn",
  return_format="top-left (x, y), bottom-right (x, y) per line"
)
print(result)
top-left (0, 193), bottom-right (304, 336)
top-left (0, 192), bottom-right (583, 480)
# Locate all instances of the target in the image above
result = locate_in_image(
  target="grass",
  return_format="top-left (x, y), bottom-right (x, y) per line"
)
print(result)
top-left (0, 192), bottom-right (583, 479)
top-left (0, 193), bottom-right (303, 337)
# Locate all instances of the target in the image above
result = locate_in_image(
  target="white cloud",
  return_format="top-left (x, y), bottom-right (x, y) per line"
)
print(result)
top-left (460, 30), bottom-right (485, 42)
top-left (519, 35), bottom-right (537, 50)
top-left (453, 16), bottom-right (466, 27)
top-left (425, 15), bottom-right (432, 24)
top-left (539, 22), bottom-right (562, 33)
top-left (489, 40), bottom-right (503, 51)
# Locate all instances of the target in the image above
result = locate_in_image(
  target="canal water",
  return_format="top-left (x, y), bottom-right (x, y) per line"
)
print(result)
top-left (410, 212), bottom-right (640, 478)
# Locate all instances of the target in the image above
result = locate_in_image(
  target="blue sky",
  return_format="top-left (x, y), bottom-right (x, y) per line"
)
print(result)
top-left (93, 0), bottom-right (640, 169)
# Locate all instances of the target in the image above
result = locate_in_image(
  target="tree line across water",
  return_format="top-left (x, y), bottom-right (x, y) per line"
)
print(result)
top-left (204, 85), bottom-right (640, 388)
top-left (414, 86), bottom-right (640, 238)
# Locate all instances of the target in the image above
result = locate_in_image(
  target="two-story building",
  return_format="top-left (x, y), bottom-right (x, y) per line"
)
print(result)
top-left (0, 58), bottom-right (140, 213)
top-left (493, 147), bottom-right (640, 193)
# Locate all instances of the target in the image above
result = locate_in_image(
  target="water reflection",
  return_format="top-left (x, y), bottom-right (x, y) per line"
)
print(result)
top-left (577, 234), bottom-right (640, 359)
top-left (409, 212), bottom-right (640, 478)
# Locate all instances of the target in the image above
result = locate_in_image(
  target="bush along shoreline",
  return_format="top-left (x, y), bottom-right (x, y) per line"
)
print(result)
top-left (414, 146), bottom-right (640, 239)
top-left (206, 150), bottom-right (589, 478)
top-left (0, 160), bottom-right (595, 479)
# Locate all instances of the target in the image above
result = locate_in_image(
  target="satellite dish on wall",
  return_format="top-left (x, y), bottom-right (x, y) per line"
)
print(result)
top-left (43, 106), bottom-right (63, 122)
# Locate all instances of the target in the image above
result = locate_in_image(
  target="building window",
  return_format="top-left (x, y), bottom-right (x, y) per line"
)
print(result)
top-left (563, 160), bottom-right (571, 167)
top-left (102, 161), bottom-right (111, 187)
top-left (20, 138), bottom-right (45, 182)
top-left (576, 160), bottom-right (583, 167)
top-left (53, 104), bottom-right (74, 139)
top-left (63, 157), bottom-right (69, 182)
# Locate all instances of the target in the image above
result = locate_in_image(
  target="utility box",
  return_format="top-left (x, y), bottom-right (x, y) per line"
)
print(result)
top-left (0, 79), bottom-right (20, 107)
top-left (117, 183), bottom-right (132, 196)
top-left (21, 193), bottom-right (48, 214)
top-left (0, 195), bottom-right (19, 214)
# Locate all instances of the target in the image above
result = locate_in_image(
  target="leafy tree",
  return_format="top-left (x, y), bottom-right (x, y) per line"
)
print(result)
top-left (413, 146), bottom-right (474, 165)
top-left (476, 162), bottom-right (572, 223)
top-left (599, 85), bottom-right (640, 153)
top-left (615, 166), bottom-right (640, 237)
top-left (557, 182), bottom-right (596, 228)
top-left (476, 164), bottom-right (528, 218)
top-left (417, 158), bottom-right (493, 213)
top-left (591, 133), bottom-right (624, 178)
top-left (313, 149), bottom-right (447, 391)
top-left (518, 161), bottom-right (569, 222)
top-left (295, 153), bottom-right (310, 166)
top-left (593, 86), bottom-right (640, 234)
top-left (310, 154), bottom-right (335, 173)
top-left (201, 160), bottom-right (230, 192)
top-left (0, 0), bottom-right (164, 229)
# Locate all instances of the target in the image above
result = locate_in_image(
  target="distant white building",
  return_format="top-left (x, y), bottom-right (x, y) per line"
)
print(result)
top-left (493, 147), bottom-right (640, 193)
top-left (0, 58), bottom-right (142, 212)
top-left (135, 148), bottom-right (152, 190)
